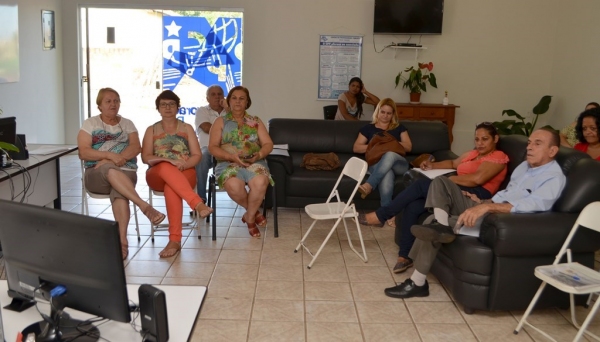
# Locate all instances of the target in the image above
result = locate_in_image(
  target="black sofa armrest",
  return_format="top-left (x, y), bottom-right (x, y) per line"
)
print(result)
top-left (479, 212), bottom-right (600, 257)
top-left (432, 150), bottom-right (459, 162)
top-left (267, 155), bottom-right (293, 174)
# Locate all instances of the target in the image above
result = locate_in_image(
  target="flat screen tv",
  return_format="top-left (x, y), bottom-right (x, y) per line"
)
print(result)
top-left (0, 199), bottom-right (131, 341)
top-left (374, 0), bottom-right (444, 35)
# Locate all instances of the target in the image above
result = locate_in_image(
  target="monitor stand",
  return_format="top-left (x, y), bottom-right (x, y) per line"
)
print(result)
top-left (20, 296), bottom-right (101, 342)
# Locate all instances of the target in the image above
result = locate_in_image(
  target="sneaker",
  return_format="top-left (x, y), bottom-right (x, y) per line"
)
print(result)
top-left (411, 223), bottom-right (456, 243)
top-left (393, 257), bottom-right (413, 273)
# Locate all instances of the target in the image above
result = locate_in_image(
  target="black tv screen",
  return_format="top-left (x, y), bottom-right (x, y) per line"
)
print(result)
top-left (374, 0), bottom-right (444, 35)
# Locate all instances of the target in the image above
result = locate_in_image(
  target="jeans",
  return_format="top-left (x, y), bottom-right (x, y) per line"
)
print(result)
top-left (366, 152), bottom-right (409, 207)
top-left (195, 146), bottom-right (214, 202)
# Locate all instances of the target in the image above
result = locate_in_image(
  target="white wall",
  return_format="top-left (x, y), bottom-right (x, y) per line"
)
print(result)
top-left (0, 0), bottom-right (63, 144)
top-left (8, 0), bottom-right (598, 154)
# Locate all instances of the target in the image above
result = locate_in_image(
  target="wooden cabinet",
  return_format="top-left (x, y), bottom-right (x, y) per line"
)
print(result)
top-left (395, 103), bottom-right (459, 143)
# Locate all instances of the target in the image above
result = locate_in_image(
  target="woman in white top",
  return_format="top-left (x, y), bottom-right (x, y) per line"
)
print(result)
top-left (77, 88), bottom-right (166, 260)
top-left (334, 77), bottom-right (380, 120)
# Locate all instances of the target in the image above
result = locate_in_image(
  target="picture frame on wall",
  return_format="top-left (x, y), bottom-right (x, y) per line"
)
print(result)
top-left (41, 9), bottom-right (55, 50)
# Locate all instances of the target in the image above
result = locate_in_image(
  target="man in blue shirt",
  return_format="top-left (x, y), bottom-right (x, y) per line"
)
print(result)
top-left (385, 128), bottom-right (566, 299)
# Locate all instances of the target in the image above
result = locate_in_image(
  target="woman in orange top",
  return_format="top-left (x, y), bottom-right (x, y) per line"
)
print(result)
top-left (359, 122), bottom-right (509, 274)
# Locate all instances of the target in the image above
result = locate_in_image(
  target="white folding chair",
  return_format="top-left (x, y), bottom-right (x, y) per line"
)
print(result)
top-left (80, 161), bottom-right (140, 241)
top-left (514, 201), bottom-right (600, 342)
top-left (148, 188), bottom-right (199, 242)
top-left (294, 157), bottom-right (369, 269)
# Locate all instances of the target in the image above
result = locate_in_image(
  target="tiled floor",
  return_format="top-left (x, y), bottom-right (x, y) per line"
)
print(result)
top-left (7, 153), bottom-right (600, 341)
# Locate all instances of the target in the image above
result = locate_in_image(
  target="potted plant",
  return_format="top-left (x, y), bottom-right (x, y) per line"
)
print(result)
top-left (395, 62), bottom-right (438, 104)
top-left (493, 95), bottom-right (553, 136)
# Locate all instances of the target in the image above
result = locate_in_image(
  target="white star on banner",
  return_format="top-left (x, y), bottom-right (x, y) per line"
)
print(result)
top-left (165, 20), bottom-right (182, 37)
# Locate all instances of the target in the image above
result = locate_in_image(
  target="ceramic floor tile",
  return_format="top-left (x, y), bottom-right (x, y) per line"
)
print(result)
top-left (302, 251), bottom-right (345, 266)
top-left (306, 322), bottom-right (363, 342)
top-left (251, 299), bottom-right (305, 322)
top-left (212, 263), bottom-right (259, 281)
top-left (305, 301), bottom-right (358, 323)
top-left (125, 260), bottom-right (172, 277)
top-left (199, 297), bottom-right (253, 320)
top-left (346, 266), bottom-right (393, 283)
top-left (356, 301), bottom-right (412, 324)
top-left (361, 323), bottom-right (421, 342)
top-left (173, 248), bottom-right (221, 263)
top-left (403, 283), bottom-right (451, 302)
top-left (351, 282), bottom-right (400, 302)
top-left (342, 250), bottom-right (386, 267)
top-left (460, 308), bottom-right (519, 325)
top-left (206, 278), bottom-right (257, 299)
top-left (164, 262), bottom-right (215, 279)
top-left (523, 324), bottom-right (584, 341)
top-left (182, 236), bottom-right (225, 249)
top-left (217, 249), bottom-right (262, 264)
top-left (263, 237), bottom-right (303, 250)
top-left (304, 281), bottom-right (353, 301)
top-left (160, 277), bottom-right (209, 286)
top-left (255, 280), bottom-right (304, 300)
top-left (223, 237), bottom-right (264, 250)
top-left (248, 321), bottom-right (306, 342)
top-left (261, 248), bottom-right (303, 265)
top-left (191, 319), bottom-right (249, 342)
top-left (416, 323), bottom-right (477, 342)
top-left (406, 302), bottom-right (465, 324)
top-left (125, 276), bottom-right (163, 285)
top-left (259, 264), bottom-right (304, 281)
top-left (340, 239), bottom-right (382, 253)
top-left (471, 323), bottom-right (534, 341)
top-left (303, 264), bottom-right (349, 282)
top-left (511, 308), bottom-right (571, 325)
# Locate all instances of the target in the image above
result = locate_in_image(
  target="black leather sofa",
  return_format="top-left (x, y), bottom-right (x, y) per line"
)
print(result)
top-left (266, 119), bottom-right (456, 211)
top-left (429, 134), bottom-right (600, 314)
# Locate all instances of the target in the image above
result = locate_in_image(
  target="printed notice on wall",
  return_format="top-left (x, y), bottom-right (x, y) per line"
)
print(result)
top-left (318, 35), bottom-right (363, 100)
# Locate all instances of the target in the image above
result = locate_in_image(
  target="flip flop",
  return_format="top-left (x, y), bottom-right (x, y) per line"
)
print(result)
top-left (159, 241), bottom-right (181, 258)
top-left (143, 206), bottom-right (166, 225)
top-left (195, 201), bottom-right (213, 219)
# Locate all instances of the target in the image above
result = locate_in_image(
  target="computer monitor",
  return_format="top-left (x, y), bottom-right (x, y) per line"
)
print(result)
top-left (0, 116), bottom-right (16, 145)
top-left (0, 200), bottom-right (131, 341)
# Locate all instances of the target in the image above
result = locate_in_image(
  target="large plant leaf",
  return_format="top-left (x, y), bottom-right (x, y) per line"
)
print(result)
top-left (0, 142), bottom-right (19, 152)
top-left (429, 73), bottom-right (437, 88)
top-left (395, 72), bottom-right (402, 88)
top-left (532, 95), bottom-right (552, 115)
top-left (502, 109), bottom-right (525, 120)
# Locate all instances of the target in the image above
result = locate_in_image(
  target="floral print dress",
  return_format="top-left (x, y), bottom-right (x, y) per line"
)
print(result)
top-left (215, 112), bottom-right (274, 187)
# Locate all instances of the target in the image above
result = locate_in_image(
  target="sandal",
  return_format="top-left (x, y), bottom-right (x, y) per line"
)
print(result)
top-left (143, 206), bottom-right (166, 225)
top-left (241, 214), bottom-right (261, 238)
top-left (255, 211), bottom-right (267, 228)
top-left (386, 218), bottom-right (396, 228)
top-left (358, 184), bottom-right (372, 199)
top-left (195, 201), bottom-right (213, 219)
top-left (159, 241), bottom-right (182, 258)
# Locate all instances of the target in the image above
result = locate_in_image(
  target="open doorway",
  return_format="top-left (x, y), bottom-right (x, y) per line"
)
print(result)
top-left (79, 7), bottom-right (243, 131)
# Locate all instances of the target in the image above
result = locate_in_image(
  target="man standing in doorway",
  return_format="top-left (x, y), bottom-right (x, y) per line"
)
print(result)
top-left (195, 85), bottom-right (229, 202)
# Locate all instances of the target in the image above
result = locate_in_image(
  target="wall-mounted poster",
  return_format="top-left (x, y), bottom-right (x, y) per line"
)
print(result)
top-left (318, 35), bottom-right (362, 100)
top-left (0, 1), bottom-right (19, 83)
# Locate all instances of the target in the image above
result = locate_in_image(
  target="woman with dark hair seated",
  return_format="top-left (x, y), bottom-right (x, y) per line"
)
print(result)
top-left (78, 87), bottom-right (165, 260)
top-left (359, 122), bottom-right (509, 273)
top-left (141, 90), bottom-right (213, 258)
top-left (574, 107), bottom-right (600, 160)
top-left (208, 86), bottom-right (274, 238)
top-left (334, 77), bottom-right (380, 120)
top-left (353, 98), bottom-right (412, 227)
top-left (560, 102), bottom-right (599, 147)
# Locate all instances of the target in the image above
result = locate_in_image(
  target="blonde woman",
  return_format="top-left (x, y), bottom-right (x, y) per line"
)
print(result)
top-left (352, 98), bottom-right (412, 226)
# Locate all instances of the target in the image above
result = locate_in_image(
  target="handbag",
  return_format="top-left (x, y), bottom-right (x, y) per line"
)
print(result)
top-left (301, 152), bottom-right (341, 170)
top-left (364, 131), bottom-right (405, 166)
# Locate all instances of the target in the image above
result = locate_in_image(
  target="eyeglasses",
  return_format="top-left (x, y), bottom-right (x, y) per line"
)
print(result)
top-left (159, 102), bottom-right (177, 108)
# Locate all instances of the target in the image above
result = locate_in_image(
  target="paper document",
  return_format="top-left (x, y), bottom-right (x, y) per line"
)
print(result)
top-left (413, 168), bottom-right (456, 179)
top-left (457, 224), bottom-right (480, 237)
top-left (270, 149), bottom-right (289, 157)
top-left (29, 146), bottom-right (70, 155)
top-left (273, 144), bottom-right (289, 150)
top-left (536, 263), bottom-right (600, 291)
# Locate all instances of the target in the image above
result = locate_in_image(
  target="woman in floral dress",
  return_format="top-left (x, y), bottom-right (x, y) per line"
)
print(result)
top-left (208, 86), bottom-right (274, 237)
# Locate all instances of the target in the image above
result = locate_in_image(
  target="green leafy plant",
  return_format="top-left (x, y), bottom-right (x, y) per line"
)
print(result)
top-left (395, 62), bottom-right (438, 93)
top-left (493, 95), bottom-right (552, 136)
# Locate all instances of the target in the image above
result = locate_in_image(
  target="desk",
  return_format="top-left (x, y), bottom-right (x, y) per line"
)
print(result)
top-left (395, 103), bottom-right (459, 143)
top-left (0, 144), bottom-right (77, 209)
top-left (0, 281), bottom-right (206, 341)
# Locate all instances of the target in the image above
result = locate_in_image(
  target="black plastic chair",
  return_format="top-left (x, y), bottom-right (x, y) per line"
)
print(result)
top-left (323, 105), bottom-right (338, 120)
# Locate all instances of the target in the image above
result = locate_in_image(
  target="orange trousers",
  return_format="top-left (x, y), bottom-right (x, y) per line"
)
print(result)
top-left (146, 162), bottom-right (203, 242)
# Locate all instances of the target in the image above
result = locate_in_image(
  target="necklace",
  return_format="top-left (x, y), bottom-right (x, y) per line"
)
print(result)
top-left (160, 119), bottom-right (179, 135)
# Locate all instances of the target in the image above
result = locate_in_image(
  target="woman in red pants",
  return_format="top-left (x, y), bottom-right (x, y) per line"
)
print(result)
top-left (142, 90), bottom-right (213, 258)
